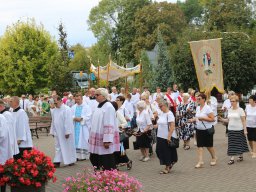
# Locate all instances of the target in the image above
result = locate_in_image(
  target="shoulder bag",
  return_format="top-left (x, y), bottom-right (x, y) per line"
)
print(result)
top-left (202, 121), bottom-right (215, 135)
top-left (167, 114), bottom-right (179, 148)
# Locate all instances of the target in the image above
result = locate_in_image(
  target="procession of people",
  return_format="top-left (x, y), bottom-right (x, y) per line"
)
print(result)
top-left (0, 84), bottom-right (256, 191)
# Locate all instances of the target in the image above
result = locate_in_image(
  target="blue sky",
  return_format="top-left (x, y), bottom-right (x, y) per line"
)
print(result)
top-left (0, 0), bottom-right (183, 47)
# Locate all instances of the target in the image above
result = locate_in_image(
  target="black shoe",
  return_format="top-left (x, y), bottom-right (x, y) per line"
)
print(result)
top-left (127, 160), bottom-right (133, 170)
top-left (54, 162), bottom-right (60, 168)
top-left (68, 163), bottom-right (75, 166)
top-left (237, 156), bottom-right (243, 162)
top-left (228, 160), bottom-right (234, 165)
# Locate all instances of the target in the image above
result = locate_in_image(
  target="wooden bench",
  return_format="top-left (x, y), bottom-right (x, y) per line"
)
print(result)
top-left (29, 116), bottom-right (52, 139)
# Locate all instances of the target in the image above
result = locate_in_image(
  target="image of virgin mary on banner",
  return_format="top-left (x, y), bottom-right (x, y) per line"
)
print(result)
top-left (189, 38), bottom-right (224, 93)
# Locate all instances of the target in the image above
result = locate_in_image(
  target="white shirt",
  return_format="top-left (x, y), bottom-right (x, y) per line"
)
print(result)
top-left (228, 107), bottom-right (245, 131)
top-left (195, 105), bottom-right (214, 130)
top-left (136, 110), bottom-right (152, 132)
top-left (124, 100), bottom-right (134, 117)
top-left (117, 105), bottom-right (131, 121)
top-left (171, 90), bottom-right (179, 101)
top-left (157, 111), bottom-right (177, 139)
top-left (19, 99), bottom-right (29, 111)
top-left (110, 92), bottom-right (119, 101)
top-left (245, 105), bottom-right (256, 128)
top-left (152, 92), bottom-right (163, 102)
top-left (12, 108), bottom-right (33, 148)
top-left (209, 96), bottom-right (218, 125)
top-left (131, 93), bottom-right (140, 112)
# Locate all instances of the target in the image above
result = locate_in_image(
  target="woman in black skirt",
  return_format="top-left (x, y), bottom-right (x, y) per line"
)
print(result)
top-left (245, 95), bottom-right (256, 158)
top-left (135, 101), bottom-right (152, 162)
top-left (219, 95), bottom-right (249, 165)
top-left (155, 99), bottom-right (178, 174)
top-left (189, 93), bottom-right (217, 168)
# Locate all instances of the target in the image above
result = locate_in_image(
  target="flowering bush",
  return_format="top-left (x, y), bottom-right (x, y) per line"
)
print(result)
top-left (0, 148), bottom-right (56, 188)
top-left (63, 169), bottom-right (142, 192)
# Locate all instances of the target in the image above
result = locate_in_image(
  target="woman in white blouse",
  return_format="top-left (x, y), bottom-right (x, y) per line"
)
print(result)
top-left (189, 93), bottom-right (217, 168)
top-left (155, 99), bottom-right (178, 174)
top-left (219, 95), bottom-right (249, 165)
top-left (135, 101), bottom-right (152, 162)
top-left (245, 95), bottom-right (256, 158)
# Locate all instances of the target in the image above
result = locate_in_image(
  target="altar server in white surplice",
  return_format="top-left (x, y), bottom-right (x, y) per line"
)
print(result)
top-left (0, 114), bottom-right (13, 192)
top-left (50, 96), bottom-right (76, 168)
top-left (71, 93), bottom-right (92, 160)
top-left (0, 99), bottom-right (19, 156)
top-left (10, 96), bottom-right (33, 159)
top-left (89, 88), bottom-right (120, 170)
top-left (0, 114), bottom-right (13, 164)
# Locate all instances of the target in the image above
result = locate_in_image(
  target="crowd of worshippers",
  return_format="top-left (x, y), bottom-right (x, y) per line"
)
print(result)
top-left (1, 84), bottom-right (256, 187)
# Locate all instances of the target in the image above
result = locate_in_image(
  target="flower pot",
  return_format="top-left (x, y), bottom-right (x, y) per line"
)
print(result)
top-left (11, 183), bottom-right (45, 192)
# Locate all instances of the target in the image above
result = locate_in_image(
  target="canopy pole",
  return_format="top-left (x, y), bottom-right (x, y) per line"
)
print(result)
top-left (88, 58), bottom-right (91, 89)
top-left (106, 55), bottom-right (111, 88)
top-left (97, 59), bottom-right (100, 88)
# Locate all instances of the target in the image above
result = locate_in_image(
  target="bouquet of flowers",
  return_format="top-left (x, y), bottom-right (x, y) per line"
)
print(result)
top-left (63, 169), bottom-right (142, 192)
top-left (0, 148), bottom-right (56, 188)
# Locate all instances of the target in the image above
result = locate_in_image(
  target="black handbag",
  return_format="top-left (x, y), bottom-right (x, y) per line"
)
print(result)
top-left (119, 132), bottom-right (129, 143)
top-left (166, 114), bottom-right (179, 148)
top-left (130, 115), bottom-right (137, 129)
top-left (202, 121), bottom-right (215, 135)
top-left (168, 137), bottom-right (179, 148)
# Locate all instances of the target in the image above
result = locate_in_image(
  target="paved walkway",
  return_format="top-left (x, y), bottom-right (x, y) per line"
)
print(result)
top-left (8, 124), bottom-right (256, 191)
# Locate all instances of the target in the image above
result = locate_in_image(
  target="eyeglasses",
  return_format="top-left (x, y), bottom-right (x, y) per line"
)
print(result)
top-left (159, 105), bottom-right (163, 108)
top-left (230, 100), bottom-right (237, 103)
top-left (54, 103), bottom-right (58, 105)
top-left (141, 99), bottom-right (146, 101)
top-left (95, 94), bottom-right (101, 97)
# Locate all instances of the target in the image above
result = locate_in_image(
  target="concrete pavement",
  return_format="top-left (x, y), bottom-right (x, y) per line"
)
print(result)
top-left (8, 123), bottom-right (256, 192)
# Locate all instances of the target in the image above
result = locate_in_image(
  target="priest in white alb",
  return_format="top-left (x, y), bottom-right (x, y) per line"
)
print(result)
top-left (50, 96), bottom-right (76, 168)
top-left (89, 88), bottom-right (120, 170)
top-left (71, 93), bottom-right (92, 160)
top-left (10, 96), bottom-right (33, 159)
top-left (0, 114), bottom-right (13, 192)
top-left (0, 99), bottom-right (19, 156)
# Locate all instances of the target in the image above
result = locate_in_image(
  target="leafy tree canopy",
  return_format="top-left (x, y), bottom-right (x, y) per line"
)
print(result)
top-left (0, 19), bottom-right (58, 95)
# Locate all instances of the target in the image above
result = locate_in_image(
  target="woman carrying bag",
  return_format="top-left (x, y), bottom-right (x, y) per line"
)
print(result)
top-left (155, 99), bottom-right (178, 174)
top-left (189, 93), bottom-right (217, 168)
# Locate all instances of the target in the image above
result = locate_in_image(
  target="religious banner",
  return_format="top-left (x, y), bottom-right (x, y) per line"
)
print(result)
top-left (90, 61), bottom-right (141, 81)
top-left (189, 38), bottom-right (224, 93)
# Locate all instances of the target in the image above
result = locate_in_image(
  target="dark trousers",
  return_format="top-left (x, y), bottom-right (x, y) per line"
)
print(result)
top-left (90, 153), bottom-right (116, 170)
top-left (13, 147), bottom-right (32, 160)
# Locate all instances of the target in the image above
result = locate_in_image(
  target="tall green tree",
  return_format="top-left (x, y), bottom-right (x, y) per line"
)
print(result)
top-left (88, 0), bottom-right (122, 64)
top-left (114, 0), bottom-right (150, 63)
top-left (151, 30), bottom-right (173, 91)
top-left (69, 44), bottom-right (90, 73)
top-left (133, 2), bottom-right (187, 58)
top-left (204, 0), bottom-right (254, 31)
top-left (48, 22), bottom-right (73, 93)
top-left (0, 20), bottom-right (58, 95)
top-left (177, 0), bottom-right (204, 25)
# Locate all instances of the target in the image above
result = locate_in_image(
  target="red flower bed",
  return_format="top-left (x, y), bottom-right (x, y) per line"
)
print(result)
top-left (0, 148), bottom-right (56, 188)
